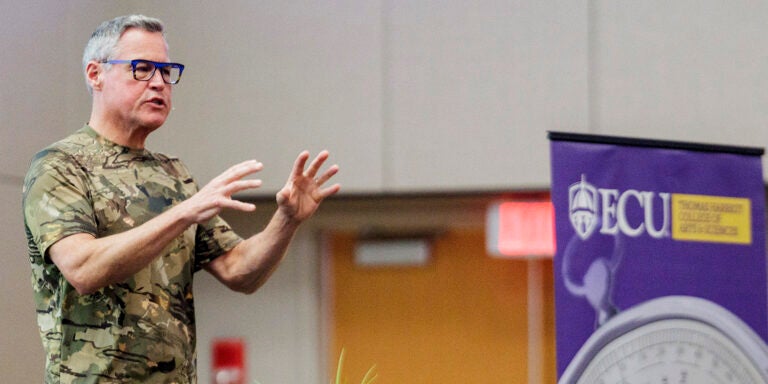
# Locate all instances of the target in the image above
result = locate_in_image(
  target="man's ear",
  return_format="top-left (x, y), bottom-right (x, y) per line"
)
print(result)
top-left (85, 61), bottom-right (103, 91)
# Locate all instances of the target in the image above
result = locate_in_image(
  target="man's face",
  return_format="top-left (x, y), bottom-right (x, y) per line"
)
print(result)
top-left (100, 28), bottom-right (173, 131)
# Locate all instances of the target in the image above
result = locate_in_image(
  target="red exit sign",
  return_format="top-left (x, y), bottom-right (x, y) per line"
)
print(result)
top-left (486, 201), bottom-right (555, 258)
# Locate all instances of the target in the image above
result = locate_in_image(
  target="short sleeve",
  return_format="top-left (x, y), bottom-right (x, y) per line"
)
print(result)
top-left (193, 216), bottom-right (243, 272)
top-left (161, 158), bottom-right (244, 272)
top-left (23, 149), bottom-right (97, 262)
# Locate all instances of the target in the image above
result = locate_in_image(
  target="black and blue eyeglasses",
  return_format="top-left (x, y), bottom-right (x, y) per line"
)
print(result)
top-left (103, 59), bottom-right (185, 84)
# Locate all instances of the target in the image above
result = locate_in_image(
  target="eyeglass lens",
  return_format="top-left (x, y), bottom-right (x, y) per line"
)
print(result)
top-left (133, 61), bottom-right (182, 84)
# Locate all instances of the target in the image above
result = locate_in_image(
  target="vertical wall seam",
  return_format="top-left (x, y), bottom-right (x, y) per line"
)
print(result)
top-left (587, 0), bottom-right (600, 134)
top-left (380, 0), bottom-right (393, 192)
top-left (527, 259), bottom-right (545, 384)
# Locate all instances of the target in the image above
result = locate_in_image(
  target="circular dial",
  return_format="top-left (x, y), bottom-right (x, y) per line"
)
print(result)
top-left (560, 296), bottom-right (768, 384)
top-left (579, 319), bottom-right (761, 383)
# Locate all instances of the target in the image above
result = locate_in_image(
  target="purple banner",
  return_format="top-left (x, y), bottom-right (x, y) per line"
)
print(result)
top-left (550, 133), bottom-right (768, 383)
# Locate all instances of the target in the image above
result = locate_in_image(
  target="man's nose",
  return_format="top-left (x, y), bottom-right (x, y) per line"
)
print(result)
top-left (147, 69), bottom-right (166, 88)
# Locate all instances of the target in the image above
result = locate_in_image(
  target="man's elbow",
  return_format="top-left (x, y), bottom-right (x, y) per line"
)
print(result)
top-left (225, 277), bottom-right (263, 295)
top-left (52, 259), bottom-right (97, 295)
top-left (206, 257), bottom-right (267, 295)
top-left (66, 273), bottom-right (102, 295)
top-left (72, 284), bottom-right (99, 296)
top-left (49, 234), bottom-right (105, 295)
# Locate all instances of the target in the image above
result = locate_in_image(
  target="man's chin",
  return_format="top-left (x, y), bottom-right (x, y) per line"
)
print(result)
top-left (140, 114), bottom-right (169, 131)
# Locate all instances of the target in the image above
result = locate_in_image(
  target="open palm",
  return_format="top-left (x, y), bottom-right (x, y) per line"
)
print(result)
top-left (276, 150), bottom-right (340, 221)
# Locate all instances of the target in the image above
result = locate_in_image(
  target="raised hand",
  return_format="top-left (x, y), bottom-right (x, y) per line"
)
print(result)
top-left (276, 150), bottom-right (340, 222)
top-left (185, 159), bottom-right (264, 224)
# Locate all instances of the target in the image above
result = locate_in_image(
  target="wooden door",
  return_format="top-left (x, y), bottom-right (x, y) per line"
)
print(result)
top-left (327, 229), bottom-right (556, 383)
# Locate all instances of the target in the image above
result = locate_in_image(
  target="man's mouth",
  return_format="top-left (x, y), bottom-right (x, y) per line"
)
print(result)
top-left (146, 98), bottom-right (166, 107)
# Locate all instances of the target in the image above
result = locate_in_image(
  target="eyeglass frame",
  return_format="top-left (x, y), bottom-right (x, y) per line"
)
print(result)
top-left (102, 59), bottom-right (185, 84)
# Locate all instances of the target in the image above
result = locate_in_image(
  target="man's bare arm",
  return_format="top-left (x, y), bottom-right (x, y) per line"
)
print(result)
top-left (205, 151), bottom-right (340, 293)
top-left (49, 160), bottom-right (263, 294)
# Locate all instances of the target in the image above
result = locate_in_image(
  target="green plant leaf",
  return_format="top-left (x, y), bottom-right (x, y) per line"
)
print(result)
top-left (361, 364), bottom-right (378, 384)
top-left (334, 348), bottom-right (346, 384)
top-left (332, 347), bottom-right (377, 384)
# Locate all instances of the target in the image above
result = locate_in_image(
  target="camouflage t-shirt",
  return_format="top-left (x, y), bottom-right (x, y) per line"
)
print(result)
top-left (22, 125), bottom-right (243, 383)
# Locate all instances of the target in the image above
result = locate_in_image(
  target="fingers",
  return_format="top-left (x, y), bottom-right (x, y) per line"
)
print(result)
top-left (223, 179), bottom-right (263, 196)
top-left (215, 159), bottom-right (263, 185)
top-left (318, 183), bottom-right (342, 199)
top-left (304, 150), bottom-right (329, 178)
top-left (292, 150), bottom-right (335, 179)
top-left (291, 151), bottom-right (310, 179)
top-left (200, 161), bottom-right (262, 204)
top-left (293, 150), bottom-right (339, 186)
top-left (220, 199), bottom-right (257, 213)
top-left (314, 164), bottom-right (339, 186)
top-left (305, 151), bottom-right (341, 200)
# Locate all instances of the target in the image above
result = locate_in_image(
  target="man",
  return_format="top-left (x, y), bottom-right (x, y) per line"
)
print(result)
top-left (22, 14), bottom-right (340, 383)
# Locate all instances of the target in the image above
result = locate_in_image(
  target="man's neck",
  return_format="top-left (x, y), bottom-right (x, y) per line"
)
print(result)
top-left (88, 113), bottom-right (151, 150)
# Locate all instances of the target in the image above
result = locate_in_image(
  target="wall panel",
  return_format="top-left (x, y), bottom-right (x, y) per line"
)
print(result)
top-left (1, 2), bottom-right (101, 178)
top-left (593, 1), bottom-right (768, 156)
top-left (385, 1), bottom-right (589, 191)
top-left (148, 1), bottom-right (385, 194)
top-left (0, 180), bottom-right (44, 381)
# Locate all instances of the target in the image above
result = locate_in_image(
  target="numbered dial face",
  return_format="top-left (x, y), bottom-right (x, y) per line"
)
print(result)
top-left (578, 319), bottom-right (763, 384)
top-left (560, 296), bottom-right (768, 384)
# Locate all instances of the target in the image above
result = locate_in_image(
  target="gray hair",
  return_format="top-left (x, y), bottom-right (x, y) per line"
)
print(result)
top-left (82, 15), bottom-right (166, 93)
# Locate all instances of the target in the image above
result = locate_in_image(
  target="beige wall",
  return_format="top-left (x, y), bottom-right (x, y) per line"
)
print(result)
top-left (0, 181), bottom-right (43, 380)
top-left (194, 207), bottom-right (325, 383)
top-left (5, 1), bottom-right (768, 382)
top-left (8, 1), bottom-right (768, 193)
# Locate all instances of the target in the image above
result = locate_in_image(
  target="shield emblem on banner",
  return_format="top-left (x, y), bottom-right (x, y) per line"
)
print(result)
top-left (569, 175), bottom-right (598, 240)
